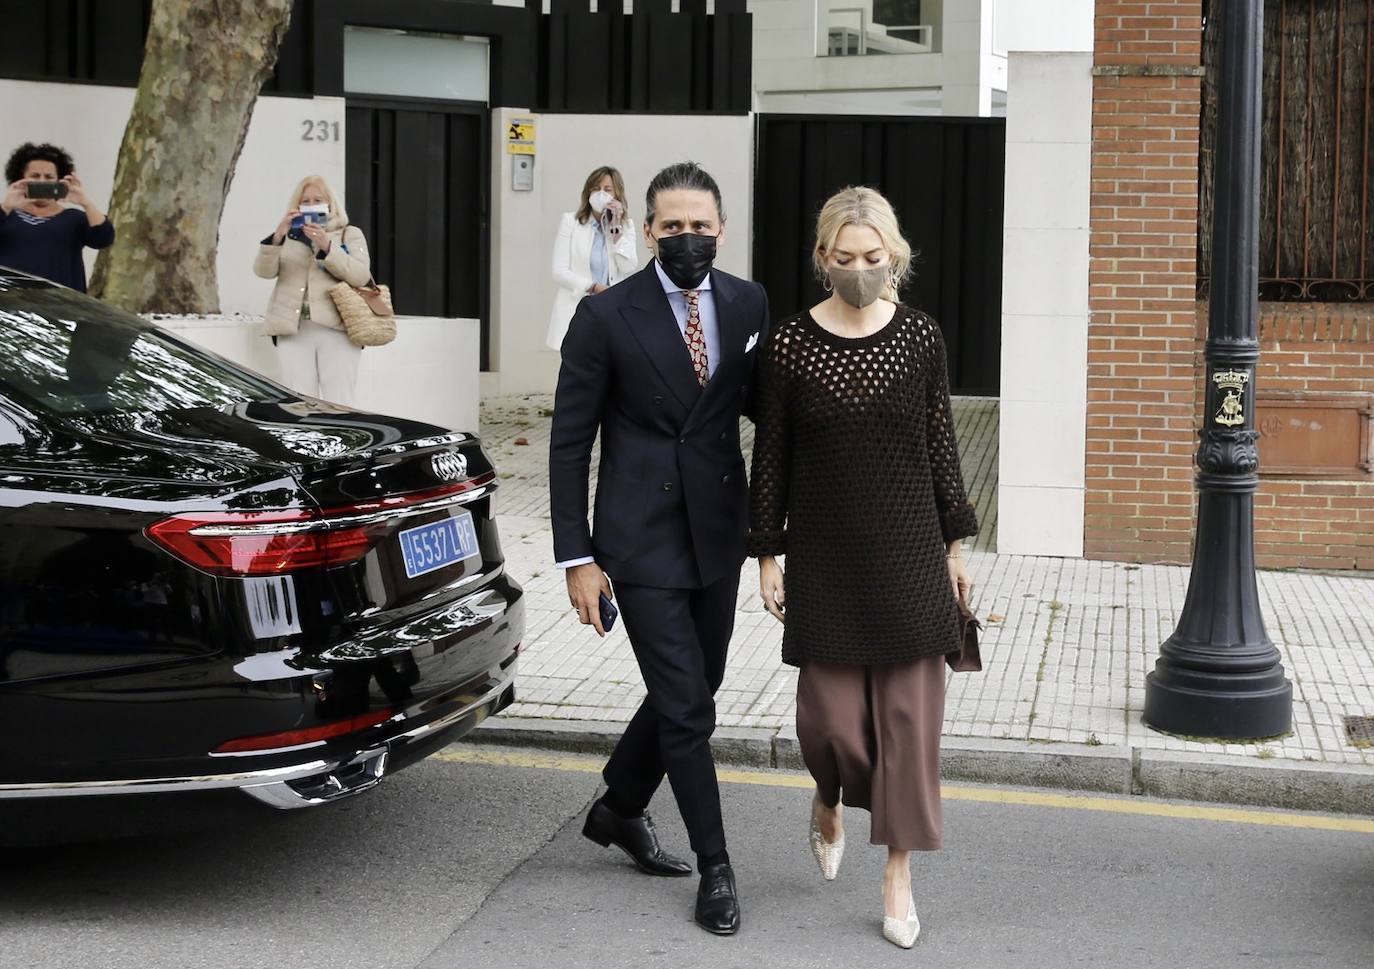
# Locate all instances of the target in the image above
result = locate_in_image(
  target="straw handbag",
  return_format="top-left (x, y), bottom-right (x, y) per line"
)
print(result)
top-left (329, 277), bottom-right (396, 348)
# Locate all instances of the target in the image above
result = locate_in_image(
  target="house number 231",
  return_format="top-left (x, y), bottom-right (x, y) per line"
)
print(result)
top-left (301, 120), bottom-right (341, 142)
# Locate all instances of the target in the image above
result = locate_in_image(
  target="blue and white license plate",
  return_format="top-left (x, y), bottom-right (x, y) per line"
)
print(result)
top-left (397, 512), bottom-right (480, 579)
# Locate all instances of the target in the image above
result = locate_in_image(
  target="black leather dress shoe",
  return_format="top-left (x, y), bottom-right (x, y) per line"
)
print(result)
top-left (694, 863), bottom-right (741, 935)
top-left (582, 801), bottom-right (692, 877)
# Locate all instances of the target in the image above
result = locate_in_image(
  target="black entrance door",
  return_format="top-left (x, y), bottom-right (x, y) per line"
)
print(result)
top-left (345, 97), bottom-right (490, 367)
top-left (752, 115), bottom-right (1005, 396)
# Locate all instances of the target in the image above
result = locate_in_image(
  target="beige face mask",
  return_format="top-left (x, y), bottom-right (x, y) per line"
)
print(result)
top-left (828, 266), bottom-right (888, 308)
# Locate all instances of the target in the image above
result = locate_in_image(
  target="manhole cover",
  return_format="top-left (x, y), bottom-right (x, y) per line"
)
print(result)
top-left (1343, 716), bottom-right (1374, 748)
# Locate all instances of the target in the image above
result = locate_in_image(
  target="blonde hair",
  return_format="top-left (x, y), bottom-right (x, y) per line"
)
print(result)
top-left (286, 174), bottom-right (348, 231)
top-left (812, 186), bottom-right (913, 301)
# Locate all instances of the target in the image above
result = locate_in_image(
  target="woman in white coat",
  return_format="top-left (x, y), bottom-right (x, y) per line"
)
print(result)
top-left (545, 166), bottom-right (637, 351)
top-left (254, 174), bottom-right (372, 406)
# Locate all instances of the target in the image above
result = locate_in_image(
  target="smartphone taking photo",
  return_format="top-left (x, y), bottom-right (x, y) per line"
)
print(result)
top-left (26, 181), bottom-right (68, 201)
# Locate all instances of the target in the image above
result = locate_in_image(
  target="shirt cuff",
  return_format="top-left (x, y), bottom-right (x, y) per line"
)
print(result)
top-left (556, 557), bottom-right (596, 569)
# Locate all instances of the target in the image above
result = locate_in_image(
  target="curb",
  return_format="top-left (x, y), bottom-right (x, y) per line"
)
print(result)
top-left (469, 716), bottom-right (1374, 816)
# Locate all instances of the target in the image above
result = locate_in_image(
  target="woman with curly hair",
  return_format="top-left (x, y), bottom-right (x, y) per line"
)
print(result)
top-left (0, 142), bottom-right (115, 292)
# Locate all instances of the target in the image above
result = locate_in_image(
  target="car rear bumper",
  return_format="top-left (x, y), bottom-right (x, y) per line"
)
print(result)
top-left (0, 671), bottom-right (514, 809)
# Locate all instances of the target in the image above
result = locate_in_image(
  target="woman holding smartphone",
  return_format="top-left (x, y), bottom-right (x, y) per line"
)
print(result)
top-left (254, 174), bottom-right (372, 406)
top-left (545, 165), bottom-right (637, 351)
top-left (748, 186), bottom-right (978, 949)
top-left (0, 142), bottom-right (114, 292)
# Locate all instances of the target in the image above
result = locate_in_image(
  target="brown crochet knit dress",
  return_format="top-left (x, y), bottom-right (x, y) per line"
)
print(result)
top-left (747, 305), bottom-right (979, 667)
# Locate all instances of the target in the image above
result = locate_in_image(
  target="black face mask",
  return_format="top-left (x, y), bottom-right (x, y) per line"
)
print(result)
top-left (655, 232), bottom-right (718, 289)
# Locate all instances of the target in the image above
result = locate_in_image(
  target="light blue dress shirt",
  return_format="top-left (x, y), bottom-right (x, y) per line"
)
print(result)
top-left (589, 223), bottom-right (610, 287)
top-left (654, 259), bottom-right (720, 379)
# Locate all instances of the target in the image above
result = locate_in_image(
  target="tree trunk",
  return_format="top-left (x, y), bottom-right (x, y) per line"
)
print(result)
top-left (89, 0), bottom-right (293, 314)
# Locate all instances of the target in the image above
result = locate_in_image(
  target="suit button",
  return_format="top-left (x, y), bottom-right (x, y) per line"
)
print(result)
top-left (653, 395), bottom-right (664, 405)
top-left (722, 474), bottom-right (732, 484)
top-left (662, 482), bottom-right (674, 492)
top-left (678, 438), bottom-right (686, 445)
top-left (718, 431), bottom-right (728, 441)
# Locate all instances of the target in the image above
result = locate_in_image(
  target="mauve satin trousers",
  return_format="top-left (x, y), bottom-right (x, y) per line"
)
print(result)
top-left (796, 654), bottom-right (946, 851)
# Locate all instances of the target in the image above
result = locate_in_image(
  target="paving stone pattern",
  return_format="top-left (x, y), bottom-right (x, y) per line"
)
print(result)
top-left (480, 395), bottom-right (1374, 767)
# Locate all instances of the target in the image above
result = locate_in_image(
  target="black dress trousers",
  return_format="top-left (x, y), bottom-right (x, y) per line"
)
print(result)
top-left (601, 566), bottom-right (740, 858)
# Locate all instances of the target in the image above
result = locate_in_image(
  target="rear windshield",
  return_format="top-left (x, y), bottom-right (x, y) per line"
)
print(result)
top-left (0, 278), bottom-right (283, 416)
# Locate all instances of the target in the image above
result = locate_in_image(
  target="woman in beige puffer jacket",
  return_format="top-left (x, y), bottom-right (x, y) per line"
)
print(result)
top-left (254, 174), bottom-right (372, 406)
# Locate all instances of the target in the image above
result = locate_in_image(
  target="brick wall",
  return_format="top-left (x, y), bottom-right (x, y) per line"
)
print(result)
top-left (1247, 303), bottom-right (1374, 570)
top-left (1084, 2), bottom-right (1374, 570)
top-left (1085, 0), bottom-right (1205, 564)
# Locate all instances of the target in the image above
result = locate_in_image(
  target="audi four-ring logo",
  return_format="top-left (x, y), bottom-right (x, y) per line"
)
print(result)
top-left (431, 452), bottom-right (469, 481)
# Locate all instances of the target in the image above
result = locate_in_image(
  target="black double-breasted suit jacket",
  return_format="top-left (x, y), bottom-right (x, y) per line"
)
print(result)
top-left (549, 262), bottom-right (771, 590)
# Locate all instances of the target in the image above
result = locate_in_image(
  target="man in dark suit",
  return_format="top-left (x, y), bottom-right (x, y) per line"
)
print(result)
top-left (549, 162), bottom-right (768, 936)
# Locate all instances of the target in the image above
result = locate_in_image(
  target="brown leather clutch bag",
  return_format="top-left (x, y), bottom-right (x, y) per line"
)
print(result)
top-left (946, 597), bottom-right (983, 672)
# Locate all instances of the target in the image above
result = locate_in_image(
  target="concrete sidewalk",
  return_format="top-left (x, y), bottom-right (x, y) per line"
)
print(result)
top-left (476, 395), bottom-right (1374, 814)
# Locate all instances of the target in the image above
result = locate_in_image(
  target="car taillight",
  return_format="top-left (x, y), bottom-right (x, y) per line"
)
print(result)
top-left (146, 472), bottom-right (498, 577)
top-left (146, 512), bottom-right (375, 577)
top-left (213, 708), bottom-right (394, 753)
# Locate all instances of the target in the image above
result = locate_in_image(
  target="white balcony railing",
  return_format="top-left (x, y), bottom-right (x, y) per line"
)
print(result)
top-left (824, 3), bottom-right (936, 56)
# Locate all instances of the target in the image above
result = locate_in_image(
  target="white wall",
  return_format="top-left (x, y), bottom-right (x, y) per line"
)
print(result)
top-left (995, 0), bottom-right (1095, 557)
top-left (750, 0), bottom-right (1005, 118)
top-left (485, 107), bottom-right (755, 397)
top-left (0, 79), bottom-right (346, 317)
top-left (160, 316), bottom-right (481, 434)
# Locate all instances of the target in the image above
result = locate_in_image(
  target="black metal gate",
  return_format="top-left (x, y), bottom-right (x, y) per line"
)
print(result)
top-left (344, 97), bottom-right (490, 367)
top-left (752, 114), bottom-right (1005, 396)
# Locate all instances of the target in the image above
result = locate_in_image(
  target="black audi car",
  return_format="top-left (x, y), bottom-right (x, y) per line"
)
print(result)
top-left (0, 269), bottom-right (522, 819)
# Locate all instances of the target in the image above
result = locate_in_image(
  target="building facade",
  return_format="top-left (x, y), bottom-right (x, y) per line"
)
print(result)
top-left (999, 0), bottom-right (1374, 570)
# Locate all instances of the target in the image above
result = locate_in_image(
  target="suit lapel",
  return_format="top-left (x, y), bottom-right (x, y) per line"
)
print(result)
top-left (622, 265), bottom-right (701, 410)
top-left (692, 270), bottom-right (751, 416)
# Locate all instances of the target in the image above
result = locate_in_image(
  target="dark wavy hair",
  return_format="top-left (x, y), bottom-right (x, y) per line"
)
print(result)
top-left (645, 161), bottom-right (724, 225)
top-left (5, 142), bottom-right (75, 184)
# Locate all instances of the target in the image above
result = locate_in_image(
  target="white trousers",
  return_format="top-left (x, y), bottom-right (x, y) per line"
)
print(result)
top-left (276, 318), bottom-right (361, 407)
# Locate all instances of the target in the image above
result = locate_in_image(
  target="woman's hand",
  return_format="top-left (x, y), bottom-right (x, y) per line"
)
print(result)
top-left (759, 556), bottom-right (786, 623)
top-left (603, 198), bottom-right (625, 224)
top-left (947, 551), bottom-right (973, 603)
top-left (587, 283), bottom-right (608, 295)
top-left (1, 180), bottom-right (25, 215)
top-left (273, 209), bottom-right (301, 244)
top-left (60, 173), bottom-right (89, 207)
top-left (302, 222), bottom-right (330, 254)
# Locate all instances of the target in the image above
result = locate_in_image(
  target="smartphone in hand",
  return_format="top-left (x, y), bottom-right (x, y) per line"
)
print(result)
top-left (26, 181), bottom-right (67, 200)
top-left (597, 592), bottom-right (618, 632)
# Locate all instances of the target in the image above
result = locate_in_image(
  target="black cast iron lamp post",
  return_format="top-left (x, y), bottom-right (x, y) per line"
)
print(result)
top-left (1143, 0), bottom-right (1293, 739)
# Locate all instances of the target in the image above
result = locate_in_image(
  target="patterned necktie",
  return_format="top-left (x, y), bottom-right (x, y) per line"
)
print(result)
top-left (682, 289), bottom-right (708, 387)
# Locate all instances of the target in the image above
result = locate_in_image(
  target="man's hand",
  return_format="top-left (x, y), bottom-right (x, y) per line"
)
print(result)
top-left (566, 562), bottom-right (613, 636)
top-left (758, 556), bottom-right (785, 623)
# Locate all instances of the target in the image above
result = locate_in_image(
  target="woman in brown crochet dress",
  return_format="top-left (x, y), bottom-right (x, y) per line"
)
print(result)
top-left (748, 186), bottom-right (978, 949)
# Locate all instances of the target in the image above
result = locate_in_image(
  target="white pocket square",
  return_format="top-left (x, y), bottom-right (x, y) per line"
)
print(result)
top-left (745, 332), bottom-right (760, 353)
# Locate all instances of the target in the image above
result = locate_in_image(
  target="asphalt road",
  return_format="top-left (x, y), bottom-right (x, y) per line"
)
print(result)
top-left (2, 746), bottom-right (1371, 969)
